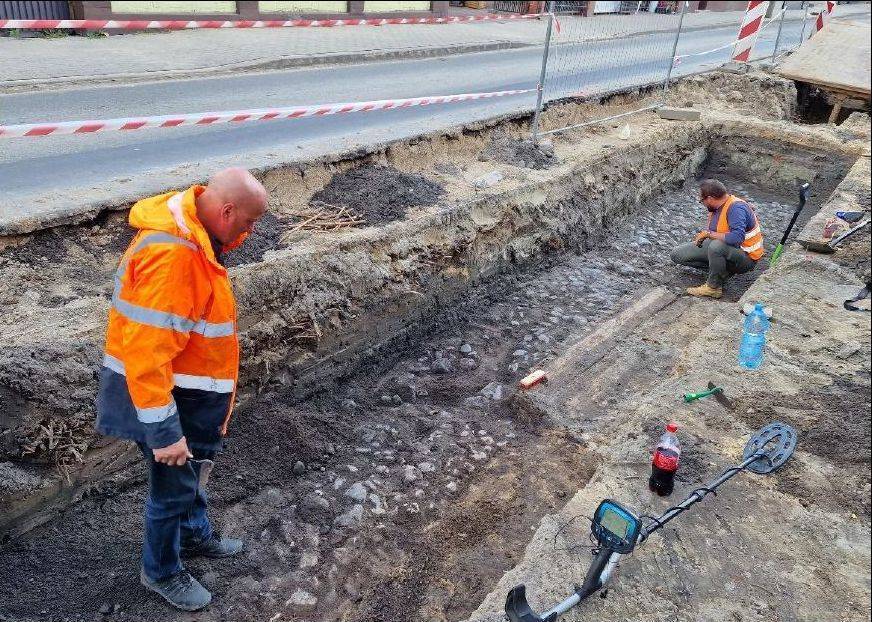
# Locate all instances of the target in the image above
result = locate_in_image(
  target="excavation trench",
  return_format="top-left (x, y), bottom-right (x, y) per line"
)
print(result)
top-left (0, 71), bottom-right (865, 621)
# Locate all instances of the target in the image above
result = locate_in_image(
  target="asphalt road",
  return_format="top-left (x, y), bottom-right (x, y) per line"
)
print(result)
top-left (0, 17), bottom-right (861, 225)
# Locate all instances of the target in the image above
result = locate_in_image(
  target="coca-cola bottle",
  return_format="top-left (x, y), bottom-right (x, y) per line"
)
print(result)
top-left (649, 422), bottom-right (680, 497)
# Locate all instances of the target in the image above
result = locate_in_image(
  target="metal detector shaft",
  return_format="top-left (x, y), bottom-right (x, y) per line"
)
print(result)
top-left (641, 452), bottom-right (766, 539)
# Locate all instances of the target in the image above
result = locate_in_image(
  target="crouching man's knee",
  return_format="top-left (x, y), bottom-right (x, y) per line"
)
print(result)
top-left (707, 239), bottom-right (728, 255)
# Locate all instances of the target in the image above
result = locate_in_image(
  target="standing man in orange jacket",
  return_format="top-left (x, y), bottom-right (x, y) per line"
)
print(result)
top-left (96, 167), bottom-right (268, 611)
top-left (671, 179), bottom-right (765, 299)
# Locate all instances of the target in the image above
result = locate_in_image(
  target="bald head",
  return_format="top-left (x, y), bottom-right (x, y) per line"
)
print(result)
top-left (196, 167), bottom-right (269, 245)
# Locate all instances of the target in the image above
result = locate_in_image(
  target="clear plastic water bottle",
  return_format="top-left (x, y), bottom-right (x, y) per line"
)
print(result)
top-left (649, 422), bottom-right (680, 497)
top-left (738, 303), bottom-right (770, 370)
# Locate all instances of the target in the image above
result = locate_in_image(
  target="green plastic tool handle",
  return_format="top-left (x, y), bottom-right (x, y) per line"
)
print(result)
top-left (683, 386), bottom-right (723, 403)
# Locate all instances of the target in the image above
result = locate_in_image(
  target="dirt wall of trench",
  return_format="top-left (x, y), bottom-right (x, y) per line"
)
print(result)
top-left (0, 69), bottom-right (852, 539)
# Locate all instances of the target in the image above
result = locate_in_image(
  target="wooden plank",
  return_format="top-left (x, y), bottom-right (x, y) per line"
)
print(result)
top-left (776, 21), bottom-right (871, 98)
top-left (512, 287), bottom-right (678, 424)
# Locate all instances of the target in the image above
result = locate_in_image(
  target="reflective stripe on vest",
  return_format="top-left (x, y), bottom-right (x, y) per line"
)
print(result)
top-left (103, 353), bottom-right (235, 394)
top-left (111, 231), bottom-right (234, 338)
top-left (711, 195), bottom-right (765, 261)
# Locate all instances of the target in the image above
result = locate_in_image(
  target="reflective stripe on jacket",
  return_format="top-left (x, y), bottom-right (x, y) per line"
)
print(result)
top-left (709, 194), bottom-right (765, 261)
top-left (96, 186), bottom-right (243, 450)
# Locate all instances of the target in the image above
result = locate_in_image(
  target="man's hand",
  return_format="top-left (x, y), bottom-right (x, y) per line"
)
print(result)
top-left (695, 231), bottom-right (710, 247)
top-left (153, 437), bottom-right (193, 467)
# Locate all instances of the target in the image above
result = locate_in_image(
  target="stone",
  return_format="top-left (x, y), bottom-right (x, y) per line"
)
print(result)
top-left (334, 504), bottom-right (364, 528)
top-left (344, 482), bottom-right (368, 502)
top-left (403, 465), bottom-right (421, 484)
top-left (459, 358), bottom-right (479, 371)
top-left (417, 461), bottom-right (436, 473)
top-left (473, 170), bottom-right (504, 189)
top-left (480, 382), bottom-right (507, 401)
top-left (380, 394), bottom-right (393, 405)
top-left (301, 492), bottom-right (331, 514)
top-left (445, 481), bottom-right (459, 493)
top-left (292, 461), bottom-right (306, 476)
top-left (341, 398), bottom-right (357, 412)
top-left (430, 358), bottom-right (453, 374)
top-left (837, 341), bottom-right (862, 359)
top-left (512, 349), bottom-right (528, 358)
top-left (391, 394), bottom-right (402, 406)
top-left (286, 589), bottom-right (318, 609)
top-left (460, 343), bottom-right (473, 355)
top-left (657, 107), bottom-right (701, 121)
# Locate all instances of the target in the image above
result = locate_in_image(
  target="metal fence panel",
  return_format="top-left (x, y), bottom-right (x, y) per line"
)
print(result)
top-left (532, 1), bottom-right (687, 140)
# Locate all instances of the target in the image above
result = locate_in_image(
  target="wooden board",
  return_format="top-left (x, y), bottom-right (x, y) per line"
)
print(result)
top-left (776, 21), bottom-right (871, 98)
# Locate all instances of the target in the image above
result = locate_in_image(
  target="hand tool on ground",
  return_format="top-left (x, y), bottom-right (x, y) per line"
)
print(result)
top-left (770, 182), bottom-right (810, 267)
top-left (707, 381), bottom-right (735, 410)
top-left (800, 218), bottom-right (870, 254)
top-left (836, 211), bottom-right (865, 224)
top-left (505, 422), bottom-right (797, 622)
top-left (682, 385), bottom-right (723, 403)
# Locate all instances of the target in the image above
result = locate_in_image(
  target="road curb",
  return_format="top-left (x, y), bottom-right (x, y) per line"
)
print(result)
top-left (0, 40), bottom-right (530, 93)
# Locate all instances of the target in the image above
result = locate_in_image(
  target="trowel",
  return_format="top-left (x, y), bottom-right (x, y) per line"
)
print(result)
top-left (800, 218), bottom-right (870, 254)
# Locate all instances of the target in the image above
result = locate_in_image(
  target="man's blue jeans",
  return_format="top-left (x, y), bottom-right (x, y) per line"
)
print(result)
top-left (137, 443), bottom-right (215, 581)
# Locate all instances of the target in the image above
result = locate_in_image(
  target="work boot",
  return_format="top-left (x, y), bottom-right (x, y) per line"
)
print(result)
top-left (686, 283), bottom-right (723, 299)
top-left (181, 535), bottom-right (244, 559)
top-left (140, 569), bottom-right (211, 611)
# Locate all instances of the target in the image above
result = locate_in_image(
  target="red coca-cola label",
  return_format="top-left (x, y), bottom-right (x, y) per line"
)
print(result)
top-left (653, 449), bottom-right (679, 472)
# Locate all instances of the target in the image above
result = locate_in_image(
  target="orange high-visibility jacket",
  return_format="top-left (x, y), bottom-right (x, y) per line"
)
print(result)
top-left (96, 186), bottom-right (245, 450)
top-left (709, 195), bottom-right (765, 261)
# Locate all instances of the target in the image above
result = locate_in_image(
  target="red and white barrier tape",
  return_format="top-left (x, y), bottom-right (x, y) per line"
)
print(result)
top-left (814, 0), bottom-right (835, 33)
top-left (0, 13), bottom-right (543, 30)
top-left (0, 89), bottom-right (534, 139)
top-left (673, 5), bottom-right (784, 66)
top-left (732, 0), bottom-right (769, 62)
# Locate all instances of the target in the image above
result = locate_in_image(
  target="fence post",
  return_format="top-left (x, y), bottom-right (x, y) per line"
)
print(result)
top-left (530, 5), bottom-right (554, 144)
top-left (663, 0), bottom-right (687, 97)
top-left (771, 1), bottom-right (786, 61)
top-left (798, 1), bottom-right (810, 44)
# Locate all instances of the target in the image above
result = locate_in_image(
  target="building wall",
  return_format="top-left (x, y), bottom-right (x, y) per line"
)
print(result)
top-left (364, 1), bottom-right (432, 11)
top-left (258, 1), bottom-right (349, 12)
top-left (109, 1), bottom-right (236, 12)
top-left (73, 1), bottom-right (449, 21)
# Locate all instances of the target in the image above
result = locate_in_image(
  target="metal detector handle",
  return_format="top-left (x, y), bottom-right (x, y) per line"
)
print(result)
top-left (535, 548), bottom-right (615, 620)
top-left (799, 182), bottom-right (810, 210)
top-left (779, 182), bottom-right (811, 246)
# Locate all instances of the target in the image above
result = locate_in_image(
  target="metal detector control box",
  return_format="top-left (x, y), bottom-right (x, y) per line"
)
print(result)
top-left (591, 499), bottom-right (642, 554)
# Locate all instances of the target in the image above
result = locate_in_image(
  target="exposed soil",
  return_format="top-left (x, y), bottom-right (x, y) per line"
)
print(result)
top-left (309, 164), bottom-right (445, 225)
top-left (0, 165), bottom-right (842, 622)
top-left (224, 212), bottom-right (285, 268)
top-left (480, 132), bottom-right (559, 170)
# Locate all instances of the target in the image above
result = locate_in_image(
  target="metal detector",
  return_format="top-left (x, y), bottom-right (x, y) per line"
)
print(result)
top-left (505, 422), bottom-right (798, 622)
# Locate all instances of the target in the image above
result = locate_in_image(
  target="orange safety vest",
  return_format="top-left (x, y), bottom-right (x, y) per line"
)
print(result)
top-left (96, 185), bottom-right (246, 449)
top-left (709, 195), bottom-right (765, 261)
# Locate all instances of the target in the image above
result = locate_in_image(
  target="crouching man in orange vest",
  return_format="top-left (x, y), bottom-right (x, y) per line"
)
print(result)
top-left (96, 167), bottom-right (268, 611)
top-left (671, 179), bottom-right (764, 299)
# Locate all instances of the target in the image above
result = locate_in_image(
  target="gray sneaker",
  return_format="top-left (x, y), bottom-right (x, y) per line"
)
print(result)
top-left (140, 569), bottom-right (212, 611)
top-left (181, 535), bottom-right (244, 559)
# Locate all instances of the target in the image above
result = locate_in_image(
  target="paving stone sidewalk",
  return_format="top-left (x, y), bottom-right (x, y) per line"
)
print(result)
top-left (5, 5), bottom-right (866, 91)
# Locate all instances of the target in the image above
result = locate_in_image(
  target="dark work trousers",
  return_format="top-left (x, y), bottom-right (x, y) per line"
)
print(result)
top-left (670, 238), bottom-right (757, 288)
top-left (137, 443), bottom-right (216, 581)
